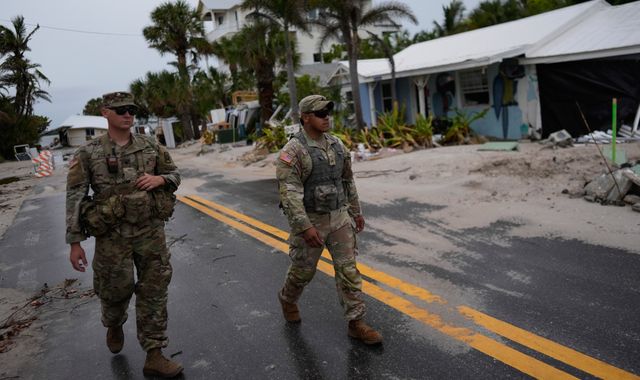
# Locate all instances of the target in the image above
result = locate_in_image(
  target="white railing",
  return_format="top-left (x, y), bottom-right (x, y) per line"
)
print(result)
top-left (206, 24), bottom-right (241, 41)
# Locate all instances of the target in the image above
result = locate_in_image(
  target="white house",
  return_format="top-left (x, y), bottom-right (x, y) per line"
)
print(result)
top-left (47, 115), bottom-right (108, 147)
top-left (197, 0), bottom-right (400, 65)
top-left (330, 0), bottom-right (640, 139)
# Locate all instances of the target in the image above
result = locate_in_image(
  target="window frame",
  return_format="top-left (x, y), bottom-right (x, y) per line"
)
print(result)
top-left (458, 68), bottom-right (490, 107)
top-left (381, 82), bottom-right (393, 112)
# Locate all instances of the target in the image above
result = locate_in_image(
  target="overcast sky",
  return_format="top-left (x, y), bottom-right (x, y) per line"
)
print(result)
top-left (1, 0), bottom-right (482, 129)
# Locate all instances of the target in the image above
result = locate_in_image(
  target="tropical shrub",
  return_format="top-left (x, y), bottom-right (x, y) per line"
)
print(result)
top-left (332, 120), bottom-right (359, 151)
top-left (411, 113), bottom-right (434, 148)
top-left (255, 125), bottom-right (287, 153)
top-left (441, 108), bottom-right (489, 145)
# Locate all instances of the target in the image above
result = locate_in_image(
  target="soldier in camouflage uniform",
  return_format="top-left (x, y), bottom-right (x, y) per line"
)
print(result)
top-left (66, 92), bottom-right (183, 377)
top-left (276, 95), bottom-right (382, 345)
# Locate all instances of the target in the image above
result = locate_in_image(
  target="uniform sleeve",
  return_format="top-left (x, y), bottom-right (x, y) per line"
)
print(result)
top-left (341, 142), bottom-right (362, 218)
top-left (276, 145), bottom-right (312, 235)
top-left (65, 147), bottom-right (90, 244)
top-left (156, 144), bottom-right (180, 192)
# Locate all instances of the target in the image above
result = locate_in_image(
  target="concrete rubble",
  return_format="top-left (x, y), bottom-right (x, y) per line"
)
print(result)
top-left (583, 162), bottom-right (640, 211)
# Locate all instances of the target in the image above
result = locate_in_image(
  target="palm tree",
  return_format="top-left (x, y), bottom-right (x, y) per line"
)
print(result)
top-left (315, 0), bottom-right (416, 130)
top-left (83, 97), bottom-right (104, 116)
top-left (468, 0), bottom-right (524, 29)
top-left (211, 36), bottom-right (243, 93)
top-left (192, 67), bottom-right (230, 129)
top-left (143, 0), bottom-right (213, 141)
top-left (365, 32), bottom-right (397, 108)
top-left (130, 71), bottom-right (181, 119)
top-left (0, 16), bottom-right (50, 116)
top-left (433, 0), bottom-right (467, 37)
top-left (233, 20), bottom-right (286, 124)
top-left (240, 0), bottom-right (309, 122)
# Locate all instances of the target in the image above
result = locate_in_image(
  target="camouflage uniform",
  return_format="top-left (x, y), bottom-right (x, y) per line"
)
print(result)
top-left (65, 94), bottom-right (180, 352)
top-left (277, 129), bottom-right (366, 321)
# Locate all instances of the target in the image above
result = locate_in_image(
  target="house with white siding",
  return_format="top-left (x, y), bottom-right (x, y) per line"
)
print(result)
top-left (197, 0), bottom-right (400, 65)
top-left (42, 115), bottom-right (108, 147)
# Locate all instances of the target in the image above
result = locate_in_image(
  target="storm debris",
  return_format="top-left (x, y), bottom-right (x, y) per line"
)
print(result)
top-left (583, 163), bottom-right (640, 209)
top-left (0, 279), bottom-right (95, 353)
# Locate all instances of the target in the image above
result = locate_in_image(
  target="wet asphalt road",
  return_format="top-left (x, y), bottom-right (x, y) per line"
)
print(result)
top-left (1, 170), bottom-right (639, 379)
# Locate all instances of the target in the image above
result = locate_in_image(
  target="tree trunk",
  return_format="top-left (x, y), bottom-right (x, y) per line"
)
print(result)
top-left (284, 25), bottom-right (299, 122)
top-left (230, 63), bottom-right (239, 92)
top-left (191, 113), bottom-right (201, 140)
top-left (347, 29), bottom-right (365, 130)
top-left (179, 113), bottom-right (193, 142)
top-left (391, 57), bottom-right (397, 110)
top-left (177, 53), bottom-right (194, 141)
top-left (256, 63), bottom-right (275, 126)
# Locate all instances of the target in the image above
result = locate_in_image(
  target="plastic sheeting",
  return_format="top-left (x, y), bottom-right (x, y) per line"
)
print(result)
top-left (537, 58), bottom-right (640, 138)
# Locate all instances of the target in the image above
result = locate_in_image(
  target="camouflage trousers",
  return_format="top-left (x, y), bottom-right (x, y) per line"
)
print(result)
top-left (280, 210), bottom-right (365, 321)
top-left (93, 224), bottom-right (173, 352)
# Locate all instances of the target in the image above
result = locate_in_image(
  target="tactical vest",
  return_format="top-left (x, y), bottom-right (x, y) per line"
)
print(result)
top-left (80, 135), bottom-right (174, 237)
top-left (294, 131), bottom-right (346, 214)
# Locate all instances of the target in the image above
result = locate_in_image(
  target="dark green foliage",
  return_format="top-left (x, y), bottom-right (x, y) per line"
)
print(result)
top-left (0, 15), bottom-right (51, 159)
top-left (0, 98), bottom-right (50, 159)
top-left (0, 16), bottom-right (51, 117)
top-left (83, 97), bottom-right (103, 116)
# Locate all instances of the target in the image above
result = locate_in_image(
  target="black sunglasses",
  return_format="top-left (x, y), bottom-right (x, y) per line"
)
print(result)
top-left (109, 105), bottom-right (138, 116)
top-left (311, 109), bottom-right (331, 118)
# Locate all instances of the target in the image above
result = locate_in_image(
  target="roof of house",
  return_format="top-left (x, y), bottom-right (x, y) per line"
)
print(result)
top-left (58, 115), bottom-right (108, 131)
top-left (333, 0), bottom-right (608, 83)
top-left (524, 0), bottom-right (640, 64)
top-left (198, 0), bottom-right (241, 12)
top-left (297, 63), bottom-right (346, 86)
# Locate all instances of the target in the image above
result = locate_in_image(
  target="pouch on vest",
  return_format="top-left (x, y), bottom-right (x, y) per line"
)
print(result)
top-left (96, 195), bottom-right (125, 225)
top-left (122, 191), bottom-right (152, 224)
top-left (151, 190), bottom-right (176, 221)
top-left (313, 184), bottom-right (339, 213)
top-left (80, 197), bottom-right (109, 237)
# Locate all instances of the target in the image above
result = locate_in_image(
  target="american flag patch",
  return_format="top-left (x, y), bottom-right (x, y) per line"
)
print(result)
top-left (279, 151), bottom-right (293, 165)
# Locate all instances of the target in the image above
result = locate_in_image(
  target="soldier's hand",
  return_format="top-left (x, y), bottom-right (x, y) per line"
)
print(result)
top-left (135, 173), bottom-right (166, 191)
top-left (302, 227), bottom-right (323, 248)
top-left (70, 243), bottom-right (88, 272)
top-left (354, 215), bottom-right (365, 233)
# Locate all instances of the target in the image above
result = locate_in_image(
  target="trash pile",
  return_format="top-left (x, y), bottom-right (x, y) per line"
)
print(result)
top-left (539, 125), bottom-right (639, 149)
top-left (582, 161), bottom-right (640, 212)
top-left (575, 125), bottom-right (640, 144)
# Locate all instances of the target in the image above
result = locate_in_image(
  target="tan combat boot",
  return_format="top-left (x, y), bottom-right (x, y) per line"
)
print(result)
top-left (106, 325), bottom-right (124, 354)
top-left (143, 348), bottom-right (183, 378)
top-left (348, 319), bottom-right (383, 345)
top-left (278, 292), bottom-right (301, 323)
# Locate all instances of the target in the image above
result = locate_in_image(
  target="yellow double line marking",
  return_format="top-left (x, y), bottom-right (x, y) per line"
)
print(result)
top-left (178, 194), bottom-right (639, 380)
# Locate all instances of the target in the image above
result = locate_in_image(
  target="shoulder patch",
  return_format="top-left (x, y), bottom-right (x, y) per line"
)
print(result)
top-left (68, 157), bottom-right (78, 169)
top-left (279, 151), bottom-right (294, 166)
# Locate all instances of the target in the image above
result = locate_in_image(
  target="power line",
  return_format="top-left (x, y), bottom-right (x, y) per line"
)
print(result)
top-left (0, 19), bottom-right (140, 37)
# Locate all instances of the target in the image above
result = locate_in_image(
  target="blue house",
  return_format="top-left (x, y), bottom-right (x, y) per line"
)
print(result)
top-left (328, 0), bottom-right (640, 139)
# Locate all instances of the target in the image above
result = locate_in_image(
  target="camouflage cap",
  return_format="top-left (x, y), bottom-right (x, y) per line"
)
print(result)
top-left (299, 95), bottom-right (334, 113)
top-left (102, 91), bottom-right (136, 108)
